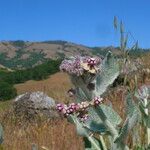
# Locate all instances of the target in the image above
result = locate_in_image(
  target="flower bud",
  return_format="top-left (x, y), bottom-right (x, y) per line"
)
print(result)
top-left (93, 96), bottom-right (103, 105)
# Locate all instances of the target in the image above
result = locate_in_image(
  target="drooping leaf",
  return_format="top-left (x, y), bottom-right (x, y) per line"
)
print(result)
top-left (125, 94), bottom-right (138, 117)
top-left (115, 110), bottom-right (139, 143)
top-left (95, 51), bottom-right (120, 96)
top-left (100, 104), bottom-right (122, 126)
top-left (70, 115), bottom-right (90, 136)
top-left (85, 104), bottom-right (122, 134)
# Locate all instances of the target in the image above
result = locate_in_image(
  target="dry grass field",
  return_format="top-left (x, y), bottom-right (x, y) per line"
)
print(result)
top-left (0, 72), bottom-right (83, 150)
top-left (0, 56), bottom-right (150, 150)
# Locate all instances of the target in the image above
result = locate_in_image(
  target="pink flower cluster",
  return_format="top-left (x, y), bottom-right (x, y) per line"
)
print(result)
top-left (59, 56), bottom-right (102, 76)
top-left (56, 103), bottom-right (78, 117)
top-left (60, 56), bottom-right (83, 76)
top-left (79, 114), bottom-right (89, 122)
top-left (85, 57), bottom-right (102, 67)
top-left (56, 96), bottom-right (103, 122)
top-left (93, 96), bottom-right (103, 105)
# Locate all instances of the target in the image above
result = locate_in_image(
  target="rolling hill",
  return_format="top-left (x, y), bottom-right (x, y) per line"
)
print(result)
top-left (0, 40), bottom-right (92, 69)
top-left (0, 40), bottom-right (149, 69)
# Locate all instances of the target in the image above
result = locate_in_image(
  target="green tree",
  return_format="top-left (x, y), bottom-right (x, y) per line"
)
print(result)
top-left (0, 82), bottom-right (17, 101)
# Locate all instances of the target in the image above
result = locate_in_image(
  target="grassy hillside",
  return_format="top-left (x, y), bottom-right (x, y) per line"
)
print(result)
top-left (0, 40), bottom-right (149, 69)
top-left (15, 72), bottom-right (72, 103)
top-left (0, 40), bottom-right (91, 69)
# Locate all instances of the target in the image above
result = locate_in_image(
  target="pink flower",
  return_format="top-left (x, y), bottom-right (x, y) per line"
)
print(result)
top-left (79, 114), bottom-right (89, 122)
top-left (93, 96), bottom-right (103, 105)
top-left (60, 56), bottom-right (102, 75)
top-left (59, 56), bottom-right (84, 76)
top-left (56, 103), bottom-right (64, 112)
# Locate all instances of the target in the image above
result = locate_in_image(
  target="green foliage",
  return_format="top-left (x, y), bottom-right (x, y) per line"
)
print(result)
top-left (0, 59), bottom-right (61, 100)
top-left (0, 50), bottom-right (48, 69)
top-left (0, 59), bottom-right (61, 84)
top-left (91, 47), bottom-right (110, 56)
top-left (42, 40), bottom-right (68, 45)
top-left (10, 40), bottom-right (26, 48)
top-left (115, 112), bottom-right (139, 144)
top-left (84, 137), bottom-right (104, 150)
top-left (71, 115), bottom-right (90, 136)
top-left (64, 51), bottom-right (144, 150)
top-left (0, 82), bottom-right (17, 100)
top-left (85, 104), bottom-right (122, 134)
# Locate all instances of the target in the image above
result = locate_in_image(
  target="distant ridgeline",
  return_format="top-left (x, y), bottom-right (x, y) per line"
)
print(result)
top-left (0, 40), bottom-right (91, 69)
top-left (0, 40), bottom-right (149, 69)
top-left (0, 59), bottom-right (61, 100)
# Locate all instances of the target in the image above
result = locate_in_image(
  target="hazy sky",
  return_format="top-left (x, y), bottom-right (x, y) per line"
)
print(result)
top-left (0, 0), bottom-right (149, 48)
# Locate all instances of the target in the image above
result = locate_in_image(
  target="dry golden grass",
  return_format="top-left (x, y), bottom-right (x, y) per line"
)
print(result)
top-left (1, 72), bottom-right (84, 150)
top-left (2, 119), bottom-right (83, 150)
top-left (15, 72), bottom-right (73, 103)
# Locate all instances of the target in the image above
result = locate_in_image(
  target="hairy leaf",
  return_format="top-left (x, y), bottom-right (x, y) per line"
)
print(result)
top-left (95, 51), bottom-right (120, 96)
top-left (85, 104), bottom-right (122, 133)
top-left (125, 94), bottom-right (139, 117)
top-left (70, 115), bottom-right (90, 136)
top-left (115, 111), bottom-right (139, 143)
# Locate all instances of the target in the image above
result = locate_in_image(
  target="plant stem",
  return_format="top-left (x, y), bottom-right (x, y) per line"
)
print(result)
top-left (99, 135), bottom-right (107, 150)
top-left (88, 136), bottom-right (102, 150)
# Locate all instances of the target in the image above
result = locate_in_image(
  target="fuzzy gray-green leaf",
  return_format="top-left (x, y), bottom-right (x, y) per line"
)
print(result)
top-left (125, 94), bottom-right (139, 117)
top-left (115, 110), bottom-right (139, 143)
top-left (95, 51), bottom-right (120, 96)
top-left (70, 115), bottom-right (90, 136)
top-left (85, 104), bottom-right (122, 134)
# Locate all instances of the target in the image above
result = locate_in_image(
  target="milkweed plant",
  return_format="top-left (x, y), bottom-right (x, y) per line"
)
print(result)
top-left (56, 52), bottom-right (150, 150)
top-left (56, 17), bottom-right (150, 150)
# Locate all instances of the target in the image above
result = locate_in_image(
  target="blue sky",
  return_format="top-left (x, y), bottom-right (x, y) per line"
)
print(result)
top-left (0, 0), bottom-right (149, 48)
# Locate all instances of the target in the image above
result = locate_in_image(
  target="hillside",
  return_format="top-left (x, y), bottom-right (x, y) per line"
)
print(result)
top-left (0, 40), bottom-right (92, 69)
top-left (0, 40), bottom-right (149, 69)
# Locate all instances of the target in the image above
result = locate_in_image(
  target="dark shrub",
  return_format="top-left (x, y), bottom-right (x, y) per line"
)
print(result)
top-left (0, 82), bottom-right (17, 101)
